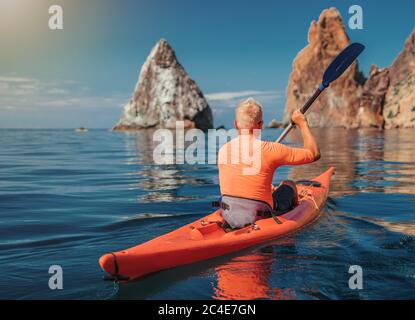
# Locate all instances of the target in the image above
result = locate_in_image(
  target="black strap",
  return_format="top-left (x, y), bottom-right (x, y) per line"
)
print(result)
top-left (271, 214), bottom-right (283, 224)
top-left (110, 252), bottom-right (119, 275)
top-left (256, 209), bottom-right (270, 217)
top-left (222, 194), bottom-right (272, 208)
top-left (214, 197), bottom-right (283, 225)
top-left (296, 180), bottom-right (322, 187)
top-left (211, 201), bottom-right (220, 207)
top-left (102, 252), bottom-right (130, 282)
top-left (257, 209), bottom-right (283, 224)
top-left (211, 201), bottom-right (230, 210)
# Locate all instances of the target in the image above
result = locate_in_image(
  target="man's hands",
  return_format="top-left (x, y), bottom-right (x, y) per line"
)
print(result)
top-left (290, 109), bottom-right (320, 161)
top-left (291, 109), bottom-right (308, 128)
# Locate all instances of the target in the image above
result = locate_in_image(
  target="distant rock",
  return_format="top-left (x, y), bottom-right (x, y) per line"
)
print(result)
top-left (383, 29), bottom-right (415, 128)
top-left (113, 39), bottom-right (213, 131)
top-left (283, 8), bottom-right (415, 129)
top-left (284, 8), bottom-right (370, 128)
top-left (266, 119), bottom-right (284, 128)
top-left (357, 65), bottom-right (389, 128)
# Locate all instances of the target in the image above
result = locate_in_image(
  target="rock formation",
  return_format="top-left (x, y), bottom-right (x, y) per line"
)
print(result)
top-left (357, 66), bottom-right (389, 128)
top-left (283, 8), bottom-right (368, 128)
top-left (383, 30), bottom-right (415, 128)
top-left (283, 8), bottom-right (415, 129)
top-left (266, 119), bottom-right (284, 128)
top-left (113, 39), bottom-right (213, 130)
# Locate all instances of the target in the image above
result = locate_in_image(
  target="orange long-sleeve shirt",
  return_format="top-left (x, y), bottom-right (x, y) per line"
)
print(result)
top-left (218, 135), bottom-right (315, 207)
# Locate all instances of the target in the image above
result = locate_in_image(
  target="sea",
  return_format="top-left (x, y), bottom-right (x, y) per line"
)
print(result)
top-left (0, 128), bottom-right (414, 299)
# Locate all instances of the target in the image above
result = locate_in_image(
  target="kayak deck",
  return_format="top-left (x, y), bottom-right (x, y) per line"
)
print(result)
top-left (99, 167), bottom-right (335, 282)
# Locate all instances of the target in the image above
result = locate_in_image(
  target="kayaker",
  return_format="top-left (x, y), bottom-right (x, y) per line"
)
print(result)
top-left (217, 98), bottom-right (320, 229)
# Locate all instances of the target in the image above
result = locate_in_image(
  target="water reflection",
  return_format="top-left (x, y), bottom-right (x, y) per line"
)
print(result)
top-left (121, 128), bottom-right (415, 200)
top-left (213, 248), bottom-right (275, 300)
top-left (123, 128), bottom-right (415, 200)
top-left (123, 129), bottom-right (216, 203)
top-left (213, 239), bottom-right (302, 300)
top-left (285, 128), bottom-right (415, 196)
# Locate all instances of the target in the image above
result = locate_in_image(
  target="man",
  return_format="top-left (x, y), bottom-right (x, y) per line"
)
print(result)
top-left (218, 98), bottom-right (320, 229)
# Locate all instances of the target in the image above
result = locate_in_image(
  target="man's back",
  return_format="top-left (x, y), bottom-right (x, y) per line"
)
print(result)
top-left (218, 135), bottom-right (315, 206)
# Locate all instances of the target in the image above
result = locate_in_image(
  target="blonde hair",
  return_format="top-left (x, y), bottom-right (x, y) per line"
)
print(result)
top-left (235, 98), bottom-right (263, 129)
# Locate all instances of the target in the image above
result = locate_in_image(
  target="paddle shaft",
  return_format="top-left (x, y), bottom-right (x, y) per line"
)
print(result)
top-left (275, 42), bottom-right (365, 143)
top-left (276, 85), bottom-right (325, 143)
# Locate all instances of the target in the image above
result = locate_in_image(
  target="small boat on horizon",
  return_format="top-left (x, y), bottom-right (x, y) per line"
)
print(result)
top-left (75, 127), bottom-right (88, 133)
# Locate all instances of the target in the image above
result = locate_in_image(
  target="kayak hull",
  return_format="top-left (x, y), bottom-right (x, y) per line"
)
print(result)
top-left (99, 167), bottom-right (335, 282)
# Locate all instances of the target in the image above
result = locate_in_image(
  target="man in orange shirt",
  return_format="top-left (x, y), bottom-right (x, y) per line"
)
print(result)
top-left (218, 98), bottom-right (320, 229)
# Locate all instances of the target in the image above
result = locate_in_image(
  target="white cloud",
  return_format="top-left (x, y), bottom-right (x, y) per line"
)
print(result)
top-left (0, 76), bottom-right (34, 83)
top-left (205, 90), bottom-right (283, 111)
top-left (46, 88), bottom-right (69, 95)
top-left (206, 89), bottom-right (286, 127)
top-left (0, 74), bottom-right (128, 110)
top-left (206, 90), bottom-right (281, 102)
top-left (0, 105), bottom-right (15, 110)
top-left (38, 96), bottom-right (126, 108)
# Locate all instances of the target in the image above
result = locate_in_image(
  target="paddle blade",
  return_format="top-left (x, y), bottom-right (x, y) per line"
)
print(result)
top-left (322, 43), bottom-right (365, 87)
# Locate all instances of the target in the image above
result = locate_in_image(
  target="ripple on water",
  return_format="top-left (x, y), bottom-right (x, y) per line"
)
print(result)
top-left (0, 128), bottom-right (414, 299)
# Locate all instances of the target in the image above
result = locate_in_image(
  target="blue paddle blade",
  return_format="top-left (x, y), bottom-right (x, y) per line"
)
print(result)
top-left (322, 43), bottom-right (365, 87)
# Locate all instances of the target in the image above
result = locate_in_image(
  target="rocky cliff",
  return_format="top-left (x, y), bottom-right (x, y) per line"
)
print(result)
top-left (383, 30), bottom-right (415, 128)
top-left (357, 66), bottom-right (389, 128)
top-left (113, 39), bottom-right (213, 130)
top-left (283, 8), bottom-right (367, 128)
top-left (284, 8), bottom-right (415, 129)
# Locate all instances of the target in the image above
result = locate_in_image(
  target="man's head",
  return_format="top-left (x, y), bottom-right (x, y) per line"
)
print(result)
top-left (234, 98), bottom-right (263, 131)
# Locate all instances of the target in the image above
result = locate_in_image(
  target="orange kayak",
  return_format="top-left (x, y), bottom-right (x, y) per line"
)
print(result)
top-left (99, 167), bottom-right (335, 282)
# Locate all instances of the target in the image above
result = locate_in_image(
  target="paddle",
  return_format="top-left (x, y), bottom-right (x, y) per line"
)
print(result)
top-left (276, 42), bottom-right (365, 143)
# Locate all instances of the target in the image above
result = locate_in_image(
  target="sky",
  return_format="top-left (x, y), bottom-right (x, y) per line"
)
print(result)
top-left (0, 0), bottom-right (414, 128)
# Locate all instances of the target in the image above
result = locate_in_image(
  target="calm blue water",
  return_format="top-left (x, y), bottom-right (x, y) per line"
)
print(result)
top-left (0, 128), bottom-right (414, 300)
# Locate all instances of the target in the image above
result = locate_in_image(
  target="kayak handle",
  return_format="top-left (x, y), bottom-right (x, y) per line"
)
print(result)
top-left (101, 252), bottom-right (130, 282)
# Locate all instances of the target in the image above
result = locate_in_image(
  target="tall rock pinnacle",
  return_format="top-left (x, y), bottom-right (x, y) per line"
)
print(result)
top-left (113, 39), bottom-right (213, 130)
top-left (283, 8), bottom-right (380, 128)
top-left (284, 8), bottom-right (415, 129)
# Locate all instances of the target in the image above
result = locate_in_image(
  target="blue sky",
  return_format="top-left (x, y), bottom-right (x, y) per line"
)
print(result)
top-left (0, 0), bottom-right (414, 128)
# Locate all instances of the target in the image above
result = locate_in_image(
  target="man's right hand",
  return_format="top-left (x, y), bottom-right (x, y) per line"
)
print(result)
top-left (291, 110), bottom-right (308, 128)
top-left (291, 109), bottom-right (320, 161)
